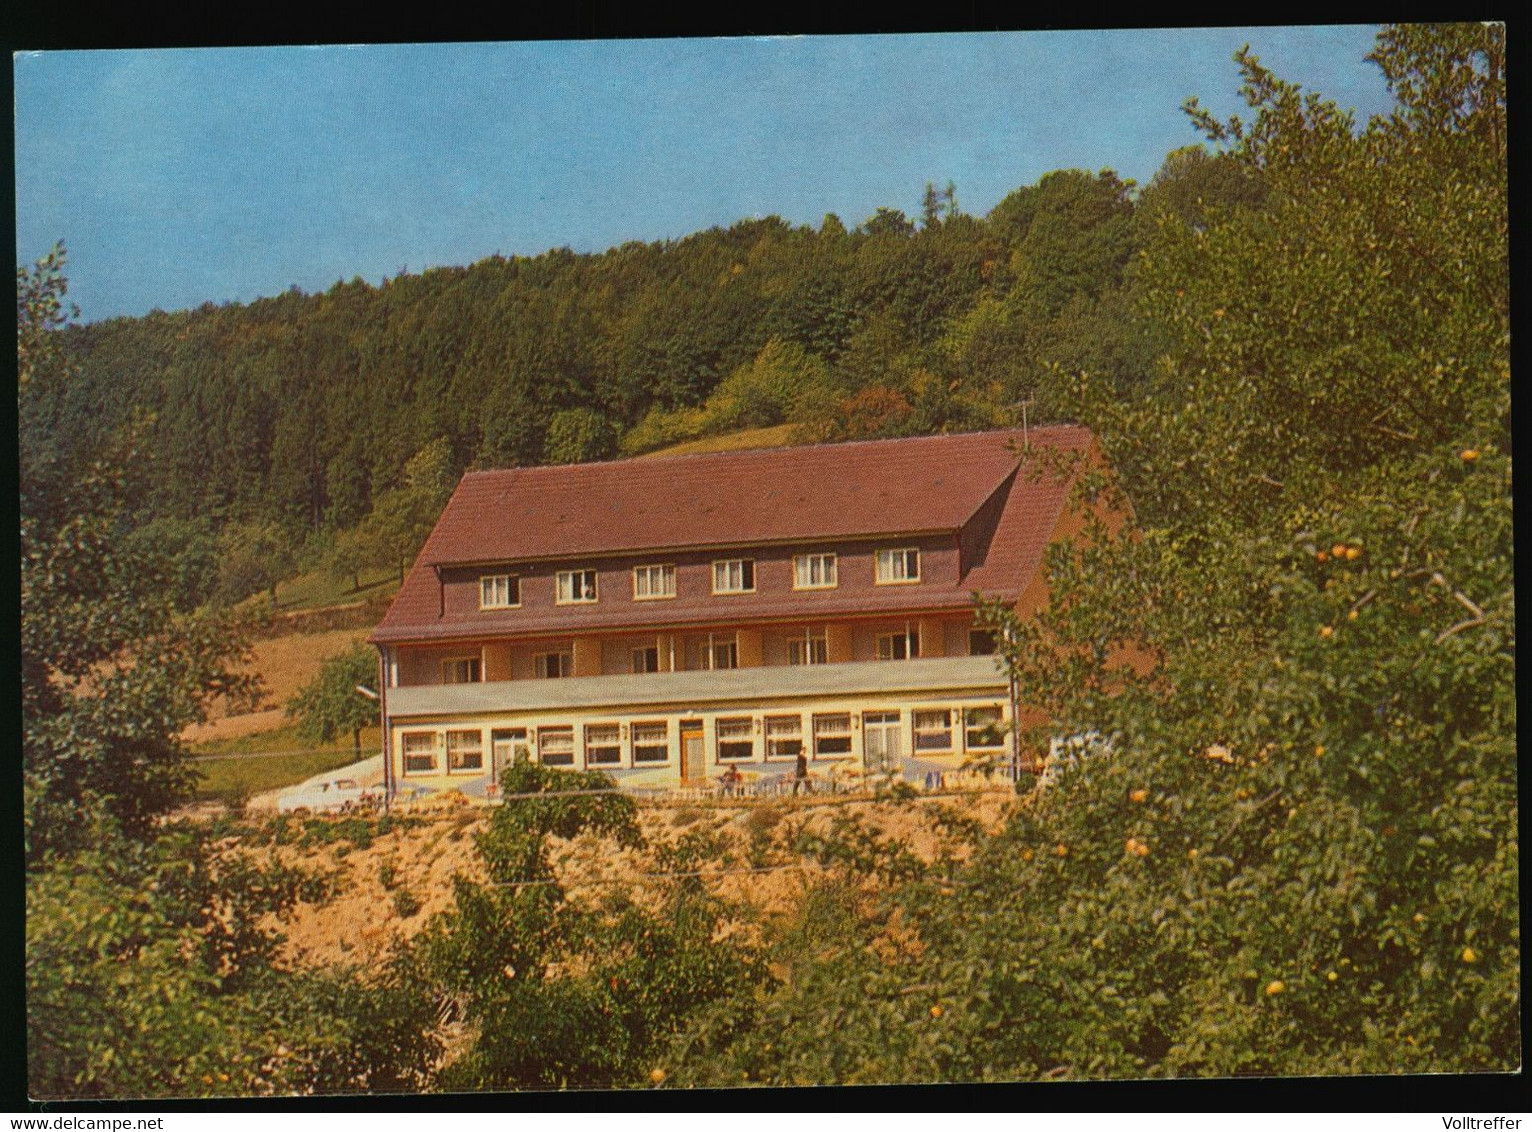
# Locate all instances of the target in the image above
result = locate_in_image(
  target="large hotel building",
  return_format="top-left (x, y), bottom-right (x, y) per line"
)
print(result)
top-left (370, 426), bottom-right (1108, 797)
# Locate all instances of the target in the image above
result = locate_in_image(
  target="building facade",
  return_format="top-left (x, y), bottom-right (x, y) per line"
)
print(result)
top-left (370, 426), bottom-right (1102, 797)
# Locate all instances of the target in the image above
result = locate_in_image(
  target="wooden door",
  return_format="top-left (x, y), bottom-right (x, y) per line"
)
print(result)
top-left (680, 721), bottom-right (706, 784)
top-left (862, 711), bottom-right (902, 774)
top-left (490, 728), bottom-right (527, 787)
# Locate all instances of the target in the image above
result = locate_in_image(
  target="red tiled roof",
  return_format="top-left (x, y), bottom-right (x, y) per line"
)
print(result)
top-left (417, 427), bottom-right (1088, 565)
top-left (373, 426), bottom-right (1094, 643)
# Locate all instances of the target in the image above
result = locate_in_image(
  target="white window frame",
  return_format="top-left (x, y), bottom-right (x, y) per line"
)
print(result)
top-left (632, 563), bottom-right (677, 601)
top-left (402, 731), bottom-right (438, 775)
top-left (913, 709), bottom-right (954, 752)
top-left (631, 721), bottom-right (670, 764)
top-left (875, 547), bottom-right (921, 585)
top-left (479, 573), bottom-right (520, 609)
top-left (534, 651), bottom-right (573, 679)
top-left (788, 630), bottom-right (828, 666)
top-left (964, 706), bottom-right (1006, 750)
top-left (715, 717), bottom-right (755, 762)
top-left (446, 728), bottom-right (485, 773)
top-left (793, 553), bottom-right (838, 590)
top-left (631, 645), bottom-right (661, 674)
top-left (555, 569), bottom-right (599, 605)
top-left (711, 558), bottom-right (756, 595)
top-left (441, 656), bottom-right (482, 684)
top-left (876, 628), bottom-right (920, 661)
top-left (538, 725), bottom-right (575, 766)
top-left (812, 713), bottom-right (854, 759)
top-left (764, 715), bottom-right (804, 761)
top-left (687, 633), bottom-right (738, 671)
top-left (584, 723), bottom-right (623, 767)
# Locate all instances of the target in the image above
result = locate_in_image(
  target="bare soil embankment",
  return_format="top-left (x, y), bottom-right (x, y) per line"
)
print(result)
top-left (253, 787), bottom-right (1019, 971)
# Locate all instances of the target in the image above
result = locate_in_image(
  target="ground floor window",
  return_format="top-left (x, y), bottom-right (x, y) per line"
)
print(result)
top-left (812, 713), bottom-right (853, 757)
top-left (585, 723), bottom-right (622, 765)
top-left (539, 726), bottom-right (575, 766)
top-left (765, 715), bottom-right (804, 759)
top-left (446, 728), bottom-right (484, 772)
top-left (632, 721), bottom-right (670, 763)
top-left (913, 709), bottom-right (953, 751)
top-left (402, 731), bottom-right (437, 774)
top-left (964, 706), bottom-right (1005, 749)
top-left (716, 717), bottom-right (754, 761)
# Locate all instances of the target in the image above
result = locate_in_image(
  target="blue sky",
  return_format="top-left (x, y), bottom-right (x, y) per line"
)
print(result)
top-left (15, 27), bottom-right (1396, 324)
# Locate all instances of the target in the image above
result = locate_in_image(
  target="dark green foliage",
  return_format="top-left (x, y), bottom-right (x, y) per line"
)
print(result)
top-left (38, 166), bottom-right (1139, 568)
top-left (286, 641), bottom-right (379, 755)
top-left (217, 520), bottom-right (297, 609)
top-left (27, 822), bottom-right (440, 1098)
top-left (20, 252), bottom-right (262, 861)
top-left (414, 764), bottom-right (773, 1090)
top-left (123, 516), bottom-right (222, 613)
top-left (674, 23), bottom-right (1514, 1086)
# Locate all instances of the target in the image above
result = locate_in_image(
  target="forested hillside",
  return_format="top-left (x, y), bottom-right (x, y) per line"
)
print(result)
top-left (19, 154), bottom-right (1255, 603)
top-left (22, 23), bottom-right (1514, 1096)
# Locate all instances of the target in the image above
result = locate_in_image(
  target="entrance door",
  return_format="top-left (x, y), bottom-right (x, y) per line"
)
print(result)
top-left (680, 721), bottom-right (706, 784)
top-left (490, 728), bottom-right (528, 787)
top-left (863, 711), bottom-right (902, 774)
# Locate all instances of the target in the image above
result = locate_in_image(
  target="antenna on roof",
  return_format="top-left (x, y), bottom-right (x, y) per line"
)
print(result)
top-left (1010, 393), bottom-right (1036, 452)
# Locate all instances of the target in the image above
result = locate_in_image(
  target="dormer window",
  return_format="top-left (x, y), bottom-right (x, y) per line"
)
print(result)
top-left (875, 547), bottom-right (921, 584)
top-left (633, 564), bottom-right (676, 600)
top-left (712, 559), bottom-right (755, 594)
top-left (479, 574), bottom-right (520, 609)
top-left (556, 569), bottom-right (598, 604)
top-left (793, 553), bottom-right (838, 590)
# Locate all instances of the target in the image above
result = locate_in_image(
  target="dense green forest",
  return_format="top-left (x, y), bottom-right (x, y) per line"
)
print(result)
top-left (20, 136), bottom-right (1258, 603)
top-left (22, 24), bottom-right (1513, 1097)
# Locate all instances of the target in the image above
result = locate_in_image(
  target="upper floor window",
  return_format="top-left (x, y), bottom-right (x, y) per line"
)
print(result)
top-left (876, 629), bottom-right (920, 661)
top-left (633, 564), bottom-right (676, 600)
top-left (632, 646), bottom-right (661, 674)
top-left (789, 630), bottom-right (828, 666)
top-left (712, 559), bottom-right (755, 594)
top-left (479, 574), bottom-right (520, 609)
top-left (534, 651), bottom-right (572, 679)
top-left (793, 553), bottom-right (838, 590)
top-left (687, 635), bottom-right (737, 671)
top-left (441, 657), bottom-right (481, 684)
top-left (876, 548), bottom-right (921, 584)
top-left (968, 628), bottom-right (998, 655)
top-left (556, 569), bottom-right (598, 604)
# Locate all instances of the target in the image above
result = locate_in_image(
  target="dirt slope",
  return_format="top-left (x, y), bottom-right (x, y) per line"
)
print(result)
top-left (260, 788), bottom-right (1018, 972)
